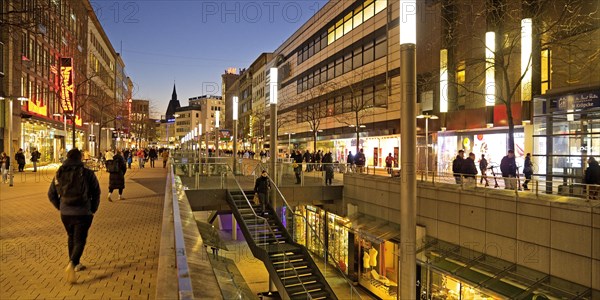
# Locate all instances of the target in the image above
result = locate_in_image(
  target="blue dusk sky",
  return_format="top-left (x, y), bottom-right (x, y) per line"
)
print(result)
top-left (96, 0), bottom-right (327, 117)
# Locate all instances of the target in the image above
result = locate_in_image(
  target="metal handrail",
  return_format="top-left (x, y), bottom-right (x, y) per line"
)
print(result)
top-left (168, 160), bottom-right (195, 299)
top-left (256, 164), bottom-right (363, 299)
top-left (222, 166), bottom-right (312, 298)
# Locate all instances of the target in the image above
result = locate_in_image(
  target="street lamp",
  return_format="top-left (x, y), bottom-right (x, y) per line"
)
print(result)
top-left (1, 96), bottom-right (28, 187)
top-left (417, 114), bottom-right (438, 179)
top-left (232, 96), bottom-right (239, 174)
top-left (399, 0), bottom-right (417, 298)
top-left (215, 110), bottom-right (220, 157)
top-left (284, 132), bottom-right (295, 154)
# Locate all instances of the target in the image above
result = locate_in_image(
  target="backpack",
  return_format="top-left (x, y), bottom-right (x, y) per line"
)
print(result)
top-left (106, 160), bottom-right (120, 173)
top-left (54, 167), bottom-right (87, 206)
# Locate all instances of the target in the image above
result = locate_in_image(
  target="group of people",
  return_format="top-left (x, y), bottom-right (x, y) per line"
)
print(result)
top-left (346, 149), bottom-right (367, 173)
top-left (289, 149), bottom-right (337, 185)
top-left (0, 148), bottom-right (42, 183)
top-left (103, 147), bottom-right (170, 170)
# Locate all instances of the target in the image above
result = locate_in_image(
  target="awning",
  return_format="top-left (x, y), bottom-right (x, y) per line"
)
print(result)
top-left (417, 238), bottom-right (596, 299)
top-left (344, 213), bottom-right (401, 243)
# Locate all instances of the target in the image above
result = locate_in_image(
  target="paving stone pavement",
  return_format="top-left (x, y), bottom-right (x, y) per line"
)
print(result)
top-left (0, 165), bottom-right (167, 300)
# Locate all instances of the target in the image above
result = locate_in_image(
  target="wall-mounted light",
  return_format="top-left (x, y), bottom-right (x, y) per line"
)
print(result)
top-left (485, 31), bottom-right (496, 107)
top-left (440, 49), bottom-right (448, 113)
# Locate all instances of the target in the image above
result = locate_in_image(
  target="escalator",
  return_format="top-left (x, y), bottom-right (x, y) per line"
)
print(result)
top-left (226, 190), bottom-right (337, 300)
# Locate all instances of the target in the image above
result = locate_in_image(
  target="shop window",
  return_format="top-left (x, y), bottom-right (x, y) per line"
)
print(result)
top-left (375, 35), bottom-right (387, 60)
top-left (541, 48), bottom-right (551, 94)
top-left (353, 46), bottom-right (363, 69)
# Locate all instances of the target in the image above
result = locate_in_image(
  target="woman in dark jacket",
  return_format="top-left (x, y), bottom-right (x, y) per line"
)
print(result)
top-left (107, 151), bottom-right (127, 201)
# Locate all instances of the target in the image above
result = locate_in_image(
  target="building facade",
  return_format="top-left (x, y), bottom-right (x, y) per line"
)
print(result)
top-left (130, 99), bottom-right (150, 148)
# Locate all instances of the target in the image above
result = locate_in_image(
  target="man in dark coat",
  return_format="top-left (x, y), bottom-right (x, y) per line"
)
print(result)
top-left (500, 150), bottom-right (517, 189)
top-left (584, 157), bottom-right (600, 199)
top-left (254, 170), bottom-right (271, 213)
top-left (347, 151), bottom-right (355, 172)
top-left (322, 151), bottom-right (334, 185)
top-left (452, 150), bottom-right (465, 184)
top-left (148, 148), bottom-right (158, 168)
top-left (48, 149), bottom-right (101, 283)
top-left (15, 148), bottom-right (26, 172)
top-left (293, 150), bottom-right (303, 184)
top-left (462, 152), bottom-right (478, 185)
top-left (107, 151), bottom-right (127, 201)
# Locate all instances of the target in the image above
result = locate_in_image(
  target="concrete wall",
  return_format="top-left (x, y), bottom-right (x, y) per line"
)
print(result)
top-left (343, 174), bottom-right (600, 290)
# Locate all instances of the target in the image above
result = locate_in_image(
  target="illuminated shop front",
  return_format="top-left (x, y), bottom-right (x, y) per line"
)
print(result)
top-left (306, 135), bottom-right (400, 167)
top-left (293, 206), bottom-right (349, 275)
top-left (356, 236), bottom-right (399, 299)
top-left (417, 238), bottom-right (593, 299)
top-left (437, 129), bottom-right (525, 174)
top-left (532, 89), bottom-right (600, 193)
top-left (21, 121), bottom-right (55, 163)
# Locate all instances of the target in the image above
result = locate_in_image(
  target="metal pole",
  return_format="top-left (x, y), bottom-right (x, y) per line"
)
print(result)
top-left (425, 117), bottom-right (429, 180)
top-left (233, 119), bottom-right (238, 174)
top-left (8, 99), bottom-right (14, 187)
top-left (214, 126), bottom-right (219, 157)
top-left (205, 130), bottom-right (209, 159)
top-left (400, 42), bottom-right (417, 300)
top-left (269, 103), bottom-right (277, 208)
top-left (288, 133), bottom-right (291, 153)
top-left (63, 115), bottom-right (67, 150)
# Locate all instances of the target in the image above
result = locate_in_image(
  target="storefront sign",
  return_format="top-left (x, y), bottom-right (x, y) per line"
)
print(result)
top-left (60, 57), bottom-right (75, 113)
top-left (219, 130), bottom-right (231, 141)
top-left (27, 98), bottom-right (47, 116)
top-left (74, 115), bottom-right (82, 126)
top-left (552, 90), bottom-right (600, 111)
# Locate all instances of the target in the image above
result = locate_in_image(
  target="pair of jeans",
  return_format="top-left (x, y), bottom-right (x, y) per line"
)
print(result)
top-left (61, 215), bottom-right (94, 266)
top-left (150, 158), bottom-right (155, 168)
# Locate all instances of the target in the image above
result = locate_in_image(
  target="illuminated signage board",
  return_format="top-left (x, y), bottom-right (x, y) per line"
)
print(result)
top-left (60, 58), bottom-right (75, 113)
top-left (27, 98), bottom-right (47, 116)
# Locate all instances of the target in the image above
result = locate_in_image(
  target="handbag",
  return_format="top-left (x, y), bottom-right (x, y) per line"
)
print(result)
top-left (253, 193), bottom-right (260, 205)
top-left (292, 162), bottom-right (299, 169)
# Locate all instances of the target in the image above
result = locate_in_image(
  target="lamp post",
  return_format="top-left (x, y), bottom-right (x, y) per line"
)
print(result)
top-left (284, 132), bottom-right (295, 155)
top-left (232, 96), bottom-right (239, 174)
top-left (1, 96), bottom-right (28, 187)
top-left (417, 114), bottom-right (438, 179)
top-left (399, 0), bottom-right (417, 299)
top-left (214, 111), bottom-right (220, 157)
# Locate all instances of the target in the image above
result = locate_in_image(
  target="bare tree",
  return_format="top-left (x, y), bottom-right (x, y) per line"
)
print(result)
top-left (296, 83), bottom-right (335, 151)
top-left (445, 0), bottom-right (599, 150)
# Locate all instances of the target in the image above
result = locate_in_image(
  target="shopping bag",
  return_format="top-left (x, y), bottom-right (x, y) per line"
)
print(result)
top-left (253, 193), bottom-right (260, 205)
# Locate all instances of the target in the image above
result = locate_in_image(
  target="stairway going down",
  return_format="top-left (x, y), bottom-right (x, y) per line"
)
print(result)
top-left (226, 190), bottom-right (338, 300)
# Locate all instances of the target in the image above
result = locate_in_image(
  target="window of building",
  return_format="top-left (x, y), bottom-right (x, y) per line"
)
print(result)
top-left (541, 49), bottom-right (551, 94)
top-left (335, 57), bottom-right (344, 77)
top-left (363, 0), bottom-right (375, 20)
top-left (353, 7), bottom-right (363, 29)
top-left (363, 40), bottom-right (374, 64)
top-left (374, 35), bottom-right (387, 59)
top-left (343, 52), bottom-right (353, 73)
top-left (335, 19), bottom-right (344, 41)
top-left (334, 96), bottom-right (343, 115)
top-left (375, 0), bottom-right (387, 14)
top-left (374, 83), bottom-right (387, 107)
top-left (457, 61), bottom-right (466, 107)
top-left (343, 12), bottom-right (353, 35)
top-left (327, 61), bottom-right (335, 80)
top-left (343, 93), bottom-right (353, 113)
top-left (363, 86), bottom-right (374, 107)
top-left (353, 46), bottom-right (363, 69)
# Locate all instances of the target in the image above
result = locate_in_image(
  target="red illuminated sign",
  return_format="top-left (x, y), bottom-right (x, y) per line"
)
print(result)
top-left (60, 58), bottom-right (74, 113)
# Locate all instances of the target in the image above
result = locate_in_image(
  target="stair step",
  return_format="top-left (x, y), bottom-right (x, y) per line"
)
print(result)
top-left (275, 261), bottom-right (310, 271)
top-left (290, 290), bottom-right (329, 300)
top-left (266, 244), bottom-right (298, 254)
top-left (281, 275), bottom-right (318, 287)
top-left (270, 254), bottom-right (305, 264)
top-left (287, 282), bottom-right (325, 295)
top-left (279, 267), bottom-right (313, 278)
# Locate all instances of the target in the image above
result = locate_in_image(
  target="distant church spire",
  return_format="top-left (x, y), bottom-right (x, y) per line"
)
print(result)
top-left (171, 83), bottom-right (178, 101)
top-left (165, 82), bottom-right (181, 121)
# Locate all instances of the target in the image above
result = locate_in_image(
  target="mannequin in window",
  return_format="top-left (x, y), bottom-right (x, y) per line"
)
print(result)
top-left (369, 246), bottom-right (378, 268)
top-left (363, 250), bottom-right (370, 270)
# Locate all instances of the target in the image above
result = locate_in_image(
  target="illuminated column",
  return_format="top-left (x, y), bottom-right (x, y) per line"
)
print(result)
top-left (485, 31), bottom-right (496, 127)
top-left (440, 49), bottom-right (449, 114)
top-left (268, 67), bottom-right (278, 204)
top-left (215, 111), bottom-right (220, 157)
top-left (399, 0), bottom-right (417, 299)
top-left (232, 96), bottom-right (239, 174)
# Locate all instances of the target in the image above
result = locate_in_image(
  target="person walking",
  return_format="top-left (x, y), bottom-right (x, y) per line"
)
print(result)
top-left (347, 151), bottom-right (355, 173)
top-left (293, 150), bottom-right (303, 184)
top-left (254, 170), bottom-right (271, 214)
top-left (322, 151), bottom-right (334, 185)
top-left (355, 149), bottom-right (366, 173)
top-left (31, 148), bottom-right (41, 172)
top-left (522, 153), bottom-right (533, 190)
top-left (148, 148), bottom-right (158, 168)
top-left (107, 151), bottom-right (127, 201)
top-left (462, 152), bottom-right (478, 186)
top-left (48, 149), bottom-right (101, 284)
top-left (479, 154), bottom-right (489, 187)
top-left (584, 157), bottom-right (600, 200)
top-left (1, 152), bottom-right (10, 183)
top-left (385, 153), bottom-right (394, 175)
top-left (162, 149), bottom-right (169, 168)
top-left (452, 150), bottom-right (465, 184)
top-left (500, 150), bottom-right (517, 189)
top-left (15, 148), bottom-right (26, 172)
top-left (303, 150), bottom-right (312, 172)
top-left (136, 148), bottom-right (145, 169)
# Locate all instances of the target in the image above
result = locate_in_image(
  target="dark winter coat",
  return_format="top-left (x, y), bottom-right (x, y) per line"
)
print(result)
top-left (15, 152), bottom-right (26, 165)
top-left (322, 153), bottom-right (334, 179)
top-left (452, 155), bottom-right (464, 175)
top-left (108, 154), bottom-right (127, 190)
top-left (31, 150), bottom-right (41, 162)
top-left (479, 158), bottom-right (488, 174)
top-left (254, 176), bottom-right (270, 194)
top-left (462, 157), bottom-right (478, 178)
top-left (523, 157), bottom-right (533, 175)
top-left (584, 161), bottom-right (600, 185)
top-left (48, 158), bottom-right (101, 216)
top-left (355, 152), bottom-right (366, 166)
top-left (500, 155), bottom-right (517, 177)
top-left (347, 153), bottom-right (354, 164)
